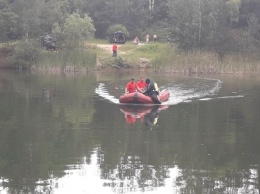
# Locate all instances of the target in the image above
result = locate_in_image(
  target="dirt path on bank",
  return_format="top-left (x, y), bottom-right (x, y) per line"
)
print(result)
top-left (95, 44), bottom-right (121, 53)
top-left (95, 43), bottom-right (139, 55)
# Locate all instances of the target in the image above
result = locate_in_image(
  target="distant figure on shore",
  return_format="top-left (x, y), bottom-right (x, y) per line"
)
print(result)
top-left (153, 34), bottom-right (157, 42)
top-left (145, 34), bottom-right (150, 44)
top-left (112, 43), bottom-right (117, 57)
top-left (133, 37), bottom-right (139, 44)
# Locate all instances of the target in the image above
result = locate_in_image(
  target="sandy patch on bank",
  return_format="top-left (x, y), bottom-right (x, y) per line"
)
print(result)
top-left (94, 44), bottom-right (141, 55)
top-left (95, 44), bottom-right (122, 53)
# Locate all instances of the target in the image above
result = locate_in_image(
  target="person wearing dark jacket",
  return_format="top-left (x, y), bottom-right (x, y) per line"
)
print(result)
top-left (143, 79), bottom-right (161, 104)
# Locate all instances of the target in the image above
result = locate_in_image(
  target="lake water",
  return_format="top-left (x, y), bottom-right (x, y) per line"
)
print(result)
top-left (0, 71), bottom-right (260, 194)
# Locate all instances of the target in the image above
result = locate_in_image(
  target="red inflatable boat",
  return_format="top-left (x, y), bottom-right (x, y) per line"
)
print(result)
top-left (119, 90), bottom-right (170, 104)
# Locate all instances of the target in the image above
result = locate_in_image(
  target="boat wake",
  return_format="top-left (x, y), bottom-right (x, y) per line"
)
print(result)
top-left (95, 78), bottom-right (242, 106)
top-left (95, 83), bottom-right (119, 104)
top-left (166, 78), bottom-right (222, 105)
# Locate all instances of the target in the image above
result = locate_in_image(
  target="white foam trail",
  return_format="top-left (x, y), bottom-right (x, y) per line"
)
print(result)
top-left (217, 95), bottom-right (244, 99)
top-left (199, 95), bottom-right (244, 101)
top-left (166, 78), bottom-right (222, 105)
top-left (199, 98), bottom-right (212, 101)
top-left (95, 83), bottom-right (119, 104)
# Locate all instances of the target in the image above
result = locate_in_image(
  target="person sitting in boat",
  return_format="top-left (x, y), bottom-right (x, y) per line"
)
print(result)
top-left (143, 79), bottom-right (161, 104)
top-left (125, 77), bottom-right (136, 94)
top-left (136, 76), bottom-right (146, 93)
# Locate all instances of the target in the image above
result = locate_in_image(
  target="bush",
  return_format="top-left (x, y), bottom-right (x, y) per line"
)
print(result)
top-left (38, 48), bottom-right (97, 70)
top-left (10, 40), bottom-right (40, 69)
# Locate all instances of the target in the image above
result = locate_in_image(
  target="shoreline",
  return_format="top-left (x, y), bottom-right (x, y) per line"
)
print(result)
top-left (1, 42), bottom-right (260, 74)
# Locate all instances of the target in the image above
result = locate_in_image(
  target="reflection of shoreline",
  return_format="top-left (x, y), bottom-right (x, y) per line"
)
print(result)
top-left (120, 105), bottom-right (169, 129)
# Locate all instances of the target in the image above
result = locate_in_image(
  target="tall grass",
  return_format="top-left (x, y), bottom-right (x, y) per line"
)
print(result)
top-left (37, 48), bottom-right (96, 72)
top-left (85, 39), bottom-right (260, 74)
top-left (152, 46), bottom-right (260, 74)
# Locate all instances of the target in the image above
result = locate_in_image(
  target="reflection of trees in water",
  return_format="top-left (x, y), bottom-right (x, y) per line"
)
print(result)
top-left (0, 75), bottom-right (97, 193)
top-left (97, 100), bottom-right (260, 193)
top-left (100, 154), bottom-right (169, 193)
top-left (175, 168), bottom-right (258, 193)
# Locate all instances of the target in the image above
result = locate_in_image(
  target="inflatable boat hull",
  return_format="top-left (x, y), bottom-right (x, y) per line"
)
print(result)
top-left (119, 90), bottom-right (170, 104)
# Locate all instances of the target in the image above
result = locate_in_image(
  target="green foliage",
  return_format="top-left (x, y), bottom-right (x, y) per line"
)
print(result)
top-left (145, 19), bottom-right (172, 41)
top-left (63, 12), bottom-right (95, 48)
top-left (0, 0), bottom-right (20, 40)
top-left (114, 56), bottom-right (125, 67)
top-left (106, 24), bottom-right (129, 38)
top-left (10, 40), bottom-right (40, 69)
top-left (38, 48), bottom-right (96, 70)
top-left (0, 0), bottom-right (260, 71)
top-left (51, 22), bottom-right (64, 47)
top-left (38, 0), bottom-right (65, 34)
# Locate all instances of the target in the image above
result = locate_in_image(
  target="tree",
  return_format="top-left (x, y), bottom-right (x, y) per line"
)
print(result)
top-left (38, 0), bottom-right (66, 34)
top-left (83, 0), bottom-right (115, 38)
top-left (11, 0), bottom-right (43, 39)
top-left (0, 0), bottom-right (20, 40)
top-left (63, 12), bottom-right (95, 47)
top-left (106, 24), bottom-right (129, 38)
top-left (167, 0), bottom-right (232, 50)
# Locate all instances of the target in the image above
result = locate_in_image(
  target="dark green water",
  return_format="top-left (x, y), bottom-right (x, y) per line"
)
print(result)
top-left (0, 71), bottom-right (260, 194)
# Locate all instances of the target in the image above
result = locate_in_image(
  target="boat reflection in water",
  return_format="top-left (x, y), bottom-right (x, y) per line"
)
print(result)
top-left (120, 105), bottom-right (169, 129)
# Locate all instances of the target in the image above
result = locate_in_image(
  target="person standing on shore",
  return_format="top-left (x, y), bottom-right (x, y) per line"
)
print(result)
top-left (133, 36), bottom-right (139, 44)
top-left (145, 34), bottom-right (150, 44)
top-left (153, 34), bottom-right (157, 42)
top-left (112, 43), bottom-right (118, 57)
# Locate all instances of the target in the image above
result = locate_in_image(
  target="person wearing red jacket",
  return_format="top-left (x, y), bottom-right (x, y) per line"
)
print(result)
top-left (112, 43), bottom-right (118, 57)
top-left (125, 78), bottom-right (136, 94)
top-left (136, 76), bottom-right (146, 93)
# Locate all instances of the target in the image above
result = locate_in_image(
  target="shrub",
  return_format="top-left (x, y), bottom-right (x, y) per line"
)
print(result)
top-left (10, 40), bottom-right (40, 69)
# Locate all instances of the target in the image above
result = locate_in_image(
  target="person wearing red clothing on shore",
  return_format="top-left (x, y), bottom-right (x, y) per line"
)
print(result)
top-left (136, 76), bottom-right (146, 93)
top-left (112, 43), bottom-right (117, 57)
top-left (125, 77), bottom-right (136, 94)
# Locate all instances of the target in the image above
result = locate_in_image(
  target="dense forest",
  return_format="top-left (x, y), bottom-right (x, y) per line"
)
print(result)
top-left (0, 0), bottom-right (260, 53)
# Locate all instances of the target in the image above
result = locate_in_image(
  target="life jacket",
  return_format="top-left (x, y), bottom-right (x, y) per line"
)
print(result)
top-left (145, 81), bottom-right (159, 95)
top-left (153, 82), bottom-right (159, 95)
top-left (153, 82), bottom-right (159, 93)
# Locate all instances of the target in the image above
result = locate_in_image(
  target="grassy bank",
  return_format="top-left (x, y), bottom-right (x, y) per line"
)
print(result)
top-left (1, 41), bottom-right (97, 72)
top-left (36, 48), bottom-right (96, 72)
top-left (152, 48), bottom-right (260, 74)
top-left (93, 41), bottom-right (260, 74)
top-left (2, 39), bottom-right (260, 74)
